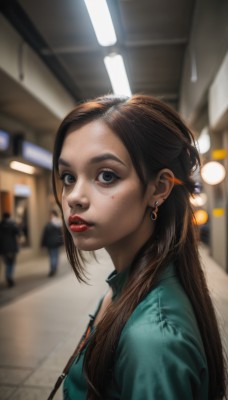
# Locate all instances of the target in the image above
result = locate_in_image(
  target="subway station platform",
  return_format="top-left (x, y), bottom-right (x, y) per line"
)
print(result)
top-left (0, 245), bottom-right (227, 400)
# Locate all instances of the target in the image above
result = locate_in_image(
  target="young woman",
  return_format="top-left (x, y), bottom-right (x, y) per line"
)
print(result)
top-left (49, 94), bottom-right (227, 400)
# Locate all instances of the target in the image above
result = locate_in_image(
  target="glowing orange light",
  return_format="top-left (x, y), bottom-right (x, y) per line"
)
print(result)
top-left (194, 209), bottom-right (208, 225)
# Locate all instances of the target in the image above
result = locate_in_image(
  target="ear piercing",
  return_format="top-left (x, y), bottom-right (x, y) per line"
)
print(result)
top-left (150, 201), bottom-right (159, 221)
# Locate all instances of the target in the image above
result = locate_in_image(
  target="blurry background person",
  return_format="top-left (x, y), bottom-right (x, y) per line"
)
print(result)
top-left (0, 212), bottom-right (20, 288)
top-left (41, 210), bottom-right (63, 277)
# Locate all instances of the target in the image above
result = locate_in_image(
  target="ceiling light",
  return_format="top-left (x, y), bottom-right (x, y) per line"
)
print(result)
top-left (104, 54), bottom-right (131, 96)
top-left (84, 0), bottom-right (117, 46)
top-left (201, 161), bottom-right (226, 185)
top-left (10, 161), bottom-right (36, 175)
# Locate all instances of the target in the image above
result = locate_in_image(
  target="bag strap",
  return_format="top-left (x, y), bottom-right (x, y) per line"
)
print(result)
top-left (46, 318), bottom-right (94, 400)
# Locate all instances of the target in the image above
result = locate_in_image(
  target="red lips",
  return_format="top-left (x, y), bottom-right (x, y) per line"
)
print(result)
top-left (68, 215), bottom-right (91, 233)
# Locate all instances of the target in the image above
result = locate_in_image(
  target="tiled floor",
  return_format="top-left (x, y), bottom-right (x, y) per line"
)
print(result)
top-left (0, 246), bottom-right (227, 400)
top-left (0, 250), bottom-right (113, 400)
top-left (0, 251), bottom-right (70, 307)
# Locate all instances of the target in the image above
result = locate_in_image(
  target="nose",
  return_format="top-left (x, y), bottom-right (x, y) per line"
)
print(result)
top-left (66, 179), bottom-right (90, 210)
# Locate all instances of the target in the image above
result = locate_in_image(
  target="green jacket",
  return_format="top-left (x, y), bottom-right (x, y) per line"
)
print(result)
top-left (63, 264), bottom-right (208, 399)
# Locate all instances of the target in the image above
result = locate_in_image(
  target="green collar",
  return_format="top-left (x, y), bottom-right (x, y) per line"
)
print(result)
top-left (106, 267), bottom-right (130, 300)
top-left (106, 263), bottom-right (176, 300)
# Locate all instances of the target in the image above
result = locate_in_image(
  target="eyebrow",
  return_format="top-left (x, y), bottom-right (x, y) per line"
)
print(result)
top-left (90, 153), bottom-right (126, 166)
top-left (58, 153), bottom-right (126, 168)
top-left (58, 158), bottom-right (71, 167)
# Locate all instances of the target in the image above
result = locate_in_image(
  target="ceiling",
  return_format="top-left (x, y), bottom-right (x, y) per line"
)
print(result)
top-left (0, 0), bottom-right (196, 136)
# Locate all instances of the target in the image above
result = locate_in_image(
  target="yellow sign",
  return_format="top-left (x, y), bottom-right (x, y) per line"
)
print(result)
top-left (212, 149), bottom-right (227, 160)
top-left (212, 208), bottom-right (224, 217)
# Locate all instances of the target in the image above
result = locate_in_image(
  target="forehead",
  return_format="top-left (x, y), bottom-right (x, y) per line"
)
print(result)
top-left (60, 120), bottom-right (131, 163)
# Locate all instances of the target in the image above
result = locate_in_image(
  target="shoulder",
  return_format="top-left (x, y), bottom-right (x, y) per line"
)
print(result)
top-left (113, 274), bottom-right (208, 399)
top-left (117, 272), bottom-right (206, 370)
top-left (44, 222), bottom-right (54, 231)
top-left (1, 220), bottom-right (18, 231)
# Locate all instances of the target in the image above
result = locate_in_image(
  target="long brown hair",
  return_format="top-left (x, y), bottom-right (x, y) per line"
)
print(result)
top-left (52, 94), bottom-right (227, 399)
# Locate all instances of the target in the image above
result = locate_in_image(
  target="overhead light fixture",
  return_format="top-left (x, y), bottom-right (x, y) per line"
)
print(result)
top-left (104, 54), bottom-right (132, 96)
top-left (10, 161), bottom-right (36, 175)
top-left (201, 161), bottom-right (226, 185)
top-left (84, 0), bottom-right (117, 46)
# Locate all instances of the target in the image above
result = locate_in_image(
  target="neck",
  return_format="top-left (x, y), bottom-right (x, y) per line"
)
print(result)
top-left (105, 230), bottom-right (154, 273)
top-left (105, 250), bottom-right (134, 273)
top-left (105, 210), bottom-right (156, 272)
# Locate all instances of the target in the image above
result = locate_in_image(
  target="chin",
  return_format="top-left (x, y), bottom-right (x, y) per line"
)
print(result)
top-left (73, 239), bottom-right (102, 252)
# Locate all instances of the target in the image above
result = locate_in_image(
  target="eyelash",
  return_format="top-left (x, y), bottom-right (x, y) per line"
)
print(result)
top-left (59, 172), bottom-right (75, 186)
top-left (59, 170), bottom-right (119, 187)
top-left (97, 169), bottom-right (119, 185)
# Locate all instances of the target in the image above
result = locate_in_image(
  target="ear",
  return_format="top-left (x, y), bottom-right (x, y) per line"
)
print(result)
top-left (147, 168), bottom-right (174, 207)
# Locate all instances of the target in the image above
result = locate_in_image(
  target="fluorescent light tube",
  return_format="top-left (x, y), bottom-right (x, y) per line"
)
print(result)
top-left (10, 161), bottom-right (35, 175)
top-left (84, 0), bottom-right (117, 46)
top-left (104, 54), bottom-right (132, 96)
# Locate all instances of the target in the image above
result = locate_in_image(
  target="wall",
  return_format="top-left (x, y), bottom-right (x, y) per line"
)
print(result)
top-left (179, 0), bottom-right (228, 126)
top-left (179, 0), bottom-right (228, 271)
top-left (0, 14), bottom-right (75, 121)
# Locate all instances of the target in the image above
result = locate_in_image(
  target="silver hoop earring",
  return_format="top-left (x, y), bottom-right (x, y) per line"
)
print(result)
top-left (150, 201), bottom-right (159, 221)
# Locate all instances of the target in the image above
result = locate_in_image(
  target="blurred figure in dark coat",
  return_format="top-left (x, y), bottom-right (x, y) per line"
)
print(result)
top-left (0, 212), bottom-right (20, 288)
top-left (41, 210), bottom-right (63, 277)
